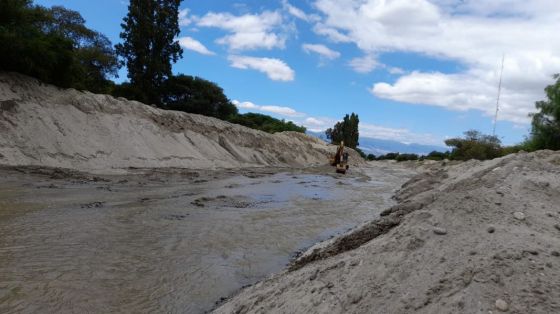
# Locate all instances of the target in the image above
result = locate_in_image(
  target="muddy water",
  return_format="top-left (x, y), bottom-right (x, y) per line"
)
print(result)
top-left (0, 165), bottom-right (414, 313)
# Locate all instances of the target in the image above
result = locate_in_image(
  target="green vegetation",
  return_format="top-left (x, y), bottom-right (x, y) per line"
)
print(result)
top-left (0, 0), bottom-right (119, 93)
top-left (228, 113), bottom-right (306, 134)
top-left (159, 74), bottom-right (238, 120)
top-left (115, 0), bottom-right (182, 105)
top-left (325, 113), bottom-right (360, 148)
top-left (1, 0), bottom-right (305, 135)
top-left (525, 74), bottom-right (560, 150)
top-left (444, 130), bottom-right (502, 161)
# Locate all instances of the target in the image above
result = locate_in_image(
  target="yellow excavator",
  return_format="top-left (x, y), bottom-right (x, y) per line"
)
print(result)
top-left (330, 141), bottom-right (349, 174)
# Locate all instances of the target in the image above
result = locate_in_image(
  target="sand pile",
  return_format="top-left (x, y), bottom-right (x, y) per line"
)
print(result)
top-left (0, 73), bottom-right (361, 173)
top-left (215, 150), bottom-right (560, 313)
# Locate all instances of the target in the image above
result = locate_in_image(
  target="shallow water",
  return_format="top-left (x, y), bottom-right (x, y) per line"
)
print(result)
top-left (0, 165), bottom-right (414, 313)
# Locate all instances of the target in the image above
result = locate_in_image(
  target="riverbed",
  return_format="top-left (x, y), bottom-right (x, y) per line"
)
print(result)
top-left (0, 164), bottom-right (414, 313)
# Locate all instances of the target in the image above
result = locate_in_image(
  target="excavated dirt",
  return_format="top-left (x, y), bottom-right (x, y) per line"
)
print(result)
top-left (0, 72), bottom-right (362, 173)
top-left (215, 150), bottom-right (560, 314)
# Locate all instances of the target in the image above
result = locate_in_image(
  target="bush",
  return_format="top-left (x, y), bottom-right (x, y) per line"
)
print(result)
top-left (445, 130), bottom-right (502, 161)
top-left (366, 154), bottom-right (376, 161)
top-left (354, 147), bottom-right (367, 159)
top-left (424, 150), bottom-right (450, 161)
top-left (159, 74), bottom-right (238, 120)
top-left (227, 113), bottom-right (306, 134)
top-left (395, 153), bottom-right (419, 162)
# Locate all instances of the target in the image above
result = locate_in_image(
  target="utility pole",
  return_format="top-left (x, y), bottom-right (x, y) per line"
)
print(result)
top-left (492, 54), bottom-right (505, 137)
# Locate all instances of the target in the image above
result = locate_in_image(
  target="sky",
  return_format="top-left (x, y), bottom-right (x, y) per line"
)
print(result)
top-left (34, 0), bottom-right (560, 146)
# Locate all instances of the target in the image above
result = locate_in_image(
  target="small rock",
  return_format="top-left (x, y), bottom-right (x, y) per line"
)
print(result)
top-left (487, 226), bottom-right (496, 233)
top-left (433, 227), bottom-right (447, 235)
top-left (551, 251), bottom-right (560, 257)
top-left (495, 299), bottom-right (509, 312)
top-left (513, 212), bottom-right (525, 220)
top-left (554, 224), bottom-right (560, 231)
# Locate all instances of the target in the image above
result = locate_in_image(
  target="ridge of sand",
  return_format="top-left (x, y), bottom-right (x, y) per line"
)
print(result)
top-left (215, 150), bottom-right (560, 313)
top-left (0, 72), bottom-right (361, 174)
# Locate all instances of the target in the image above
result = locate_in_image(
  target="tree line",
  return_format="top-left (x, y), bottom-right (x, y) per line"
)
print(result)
top-left (0, 0), bottom-right (305, 134)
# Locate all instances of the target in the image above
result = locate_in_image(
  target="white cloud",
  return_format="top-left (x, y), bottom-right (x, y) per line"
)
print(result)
top-left (359, 123), bottom-right (442, 145)
top-left (349, 55), bottom-right (379, 73)
top-left (313, 0), bottom-right (560, 123)
top-left (232, 100), bottom-right (304, 117)
top-left (196, 11), bottom-right (286, 51)
top-left (178, 8), bottom-right (192, 26)
top-left (178, 37), bottom-right (215, 56)
top-left (228, 55), bottom-right (295, 81)
top-left (283, 0), bottom-right (320, 22)
top-left (302, 43), bottom-right (341, 60)
top-left (388, 67), bottom-right (405, 75)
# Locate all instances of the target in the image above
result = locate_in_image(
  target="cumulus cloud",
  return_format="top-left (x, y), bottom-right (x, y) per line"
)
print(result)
top-left (196, 11), bottom-right (286, 51)
top-left (349, 55), bottom-right (379, 73)
top-left (282, 0), bottom-right (320, 22)
top-left (359, 123), bottom-right (442, 145)
top-left (313, 0), bottom-right (560, 123)
top-left (232, 100), bottom-right (304, 117)
top-left (178, 37), bottom-right (215, 55)
top-left (228, 55), bottom-right (295, 81)
top-left (302, 43), bottom-right (340, 60)
top-left (178, 8), bottom-right (192, 26)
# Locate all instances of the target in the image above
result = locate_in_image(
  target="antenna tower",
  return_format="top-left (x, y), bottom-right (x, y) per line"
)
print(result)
top-left (492, 55), bottom-right (505, 136)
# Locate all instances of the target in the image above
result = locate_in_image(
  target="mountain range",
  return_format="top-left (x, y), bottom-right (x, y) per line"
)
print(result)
top-left (306, 131), bottom-right (448, 156)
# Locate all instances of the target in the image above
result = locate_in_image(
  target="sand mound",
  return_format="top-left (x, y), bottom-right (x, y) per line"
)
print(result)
top-left (0, 73), bottom-right (361, 173)
top-left (215, 150), bottom-right (560, 313)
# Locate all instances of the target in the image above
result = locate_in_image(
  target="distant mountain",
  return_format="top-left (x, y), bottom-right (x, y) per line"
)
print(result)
top-left (306, 131), bottom-right (447, 156)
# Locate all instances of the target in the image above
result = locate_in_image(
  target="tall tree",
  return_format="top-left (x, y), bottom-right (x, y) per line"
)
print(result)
top-left (116, 0), bottom-right (183, 105)
top-left (325, 113), bottom-right (360, 149)
top-left (160, 74), bottom-right (238, 120)
top-left (528, 74), bottom-right (560, 150)
top-left (0, 1), bottom-right (118, 91)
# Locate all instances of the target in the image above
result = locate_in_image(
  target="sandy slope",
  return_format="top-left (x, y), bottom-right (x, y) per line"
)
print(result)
top-left (0, 73), bottom-right (360, 174)
top-left (215, 150), bottom-right (560, 314)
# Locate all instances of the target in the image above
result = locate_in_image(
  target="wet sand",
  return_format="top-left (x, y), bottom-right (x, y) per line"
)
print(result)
top-left (0, 164), bottom-right (415, 313)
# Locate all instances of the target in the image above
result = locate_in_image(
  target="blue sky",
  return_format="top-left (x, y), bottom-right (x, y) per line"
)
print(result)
top-left (35, 0), bottom-right (560, 146)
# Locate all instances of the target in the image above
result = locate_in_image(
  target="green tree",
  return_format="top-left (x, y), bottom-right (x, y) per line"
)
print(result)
top-left (46, 6), bottom-right (119, 93)
top-left (325, 113), bottom-right (360, 149)
top-left (527, 74), bottom-right (560, 150)
top-left (228, 113), bottom-right (306, 134)
top-left (159, 74), bottom-right (238, 120)
top-left (0, 1), bottom-right (118, 92)
top-left (116, 0), bottom-right (183, 105)
top-left (445, 130), bottom-right (502, 160)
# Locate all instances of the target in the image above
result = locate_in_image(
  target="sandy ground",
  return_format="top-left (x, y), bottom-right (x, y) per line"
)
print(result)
top-left (0, 163), bottom-right (415, 314)
top-left (215, 150), bottom-right (560, 314)
top-left (0, 72), bottom-right (362, 173)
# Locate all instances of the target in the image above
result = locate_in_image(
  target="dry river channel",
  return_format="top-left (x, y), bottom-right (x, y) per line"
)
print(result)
top-left (0, 163), bottom-right (415, 313)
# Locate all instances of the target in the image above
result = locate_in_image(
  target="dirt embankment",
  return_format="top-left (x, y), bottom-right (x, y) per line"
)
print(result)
top-left (0, 72), bottom-right (362, 174)
top-left (215, 150), bottom-right (560, 314)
